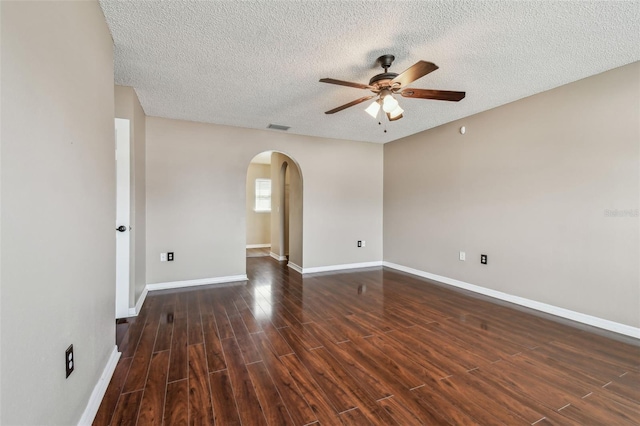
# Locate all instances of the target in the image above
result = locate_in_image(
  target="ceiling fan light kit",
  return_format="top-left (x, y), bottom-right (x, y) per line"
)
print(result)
top-left (381, 90), bottom-right (399, 113)
top-left (320, 54), bottom-right (466, 124)
top-left (389, 105), bottom-right (404, 119)
top-left (364, 100), bottom-right (381, 118)
top-left (387, 112), bottom-right (403, 122)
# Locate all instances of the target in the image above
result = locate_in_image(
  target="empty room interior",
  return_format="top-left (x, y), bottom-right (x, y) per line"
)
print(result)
top-left (1, 1), bottom-right (639, 425)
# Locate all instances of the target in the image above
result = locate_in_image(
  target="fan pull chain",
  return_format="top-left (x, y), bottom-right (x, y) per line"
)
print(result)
top-left (376, 103), bottom-right (388, 133)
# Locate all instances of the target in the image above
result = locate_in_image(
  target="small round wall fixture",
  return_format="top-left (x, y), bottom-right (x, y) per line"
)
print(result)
top-left (460, 126), bottom-right (466, 135)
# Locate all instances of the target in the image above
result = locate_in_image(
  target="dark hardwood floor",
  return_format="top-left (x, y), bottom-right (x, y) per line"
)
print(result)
top-left (95, 257), bottom-right (640, 425)
top-left (246, 247), bottom-right (270, 258)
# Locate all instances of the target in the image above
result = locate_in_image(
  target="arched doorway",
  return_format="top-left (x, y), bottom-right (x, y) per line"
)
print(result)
top-left (246, 151), bottom-right (303, 271)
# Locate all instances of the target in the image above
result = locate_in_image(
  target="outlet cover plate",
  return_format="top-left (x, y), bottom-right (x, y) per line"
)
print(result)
top-left (65, 344), bottom-right (74, 378)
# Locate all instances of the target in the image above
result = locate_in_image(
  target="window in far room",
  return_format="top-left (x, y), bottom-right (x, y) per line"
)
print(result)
top-left (255, 178), bottom-right (271, 212)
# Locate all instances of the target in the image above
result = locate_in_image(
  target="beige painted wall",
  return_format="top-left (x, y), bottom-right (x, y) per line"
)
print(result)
top-left (246, 163), bottom-right (271, 246)
top-left (289, 161), bottom-right (304, 267)
top-left (146, 117), bottom-right (383, 283)
top-left (270, 157), bottom-right (284, 258)
top-left (115, 85), bottom-right (146, 307)
top-left (1, 1), bottom-right (116, 423)
top-left (384, 62), bottom-right (640, 328)
top-left (270, 152), bottom-right (303, 267)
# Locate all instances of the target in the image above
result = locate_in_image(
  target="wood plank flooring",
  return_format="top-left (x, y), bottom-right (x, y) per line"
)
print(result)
top-left (95, 257), bottom-right (640, 425)
top-left (246, 247), bottom-right (270, 258)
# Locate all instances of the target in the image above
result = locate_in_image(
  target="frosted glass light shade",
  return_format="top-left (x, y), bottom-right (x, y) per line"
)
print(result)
top-left (389, 105), bottom-right (404, 119)
top-left (382, 94), bottom-right (399, 113)
top-left (365, 101), bottom-right (380, 118)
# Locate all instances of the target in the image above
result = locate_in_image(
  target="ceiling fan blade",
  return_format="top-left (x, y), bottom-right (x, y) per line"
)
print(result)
top-left (400, 88), bottom-right (466, 102)
top-left (325, 95), bottom-right (376, 114)
top-left (390, 61), bottom-right (438, 87)
top-left (319, 78), bottom-right (374, 90)
top-left (386, 112), bottom-right (403, 122)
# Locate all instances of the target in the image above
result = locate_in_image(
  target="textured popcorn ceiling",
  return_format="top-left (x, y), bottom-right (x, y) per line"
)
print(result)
top-left (99, 1), bottom-right (640, 144)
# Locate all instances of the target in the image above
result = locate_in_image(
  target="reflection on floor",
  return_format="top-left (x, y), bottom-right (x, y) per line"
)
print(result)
top-left (96, 256), bottom-right (640, 425)
top-left (246, 247), bottom-right (270, 257)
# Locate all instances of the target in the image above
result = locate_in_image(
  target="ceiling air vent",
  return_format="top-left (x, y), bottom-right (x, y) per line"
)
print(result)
top-left (267, 124), bottom-right (290, 131)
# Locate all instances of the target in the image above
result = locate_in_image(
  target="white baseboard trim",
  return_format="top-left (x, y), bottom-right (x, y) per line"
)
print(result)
top-left (246, 243), bottom-right (271, 249)
top-left (383, 261), bottom-right (640, 339)
top-left (78, 345), bottom-right (120, 425)
top-left (128, 287), bottom-right (148, 317)
top-left (303, 261), bottom-right (383, 274)
top-left (147, 275), bottom-right (248, 291)
top-left (287, 262), bottom-right (303, 274)
top-left (270, 252), bottom-right (287, 261)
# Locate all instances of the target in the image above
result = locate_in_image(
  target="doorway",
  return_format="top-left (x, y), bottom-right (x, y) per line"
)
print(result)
top-left (246, 151), bottom-right (273, 258)
top-left (245, 151), bottom-right (303, 270)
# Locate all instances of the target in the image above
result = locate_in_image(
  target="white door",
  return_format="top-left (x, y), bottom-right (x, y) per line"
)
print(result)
top-left (115, 118), bottom-right (130, 318)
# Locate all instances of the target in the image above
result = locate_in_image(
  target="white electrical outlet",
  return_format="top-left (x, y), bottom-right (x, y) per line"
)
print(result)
top-left (459, 251), bottom-right (466, 261)
top-left (160, 253), bottom-right (167, 262)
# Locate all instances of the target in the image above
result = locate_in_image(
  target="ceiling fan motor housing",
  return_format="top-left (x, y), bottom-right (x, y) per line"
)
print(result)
top-left (370, 54), bottom-right (398, 89)
top-left (369, 72), bottom-right (399, 88)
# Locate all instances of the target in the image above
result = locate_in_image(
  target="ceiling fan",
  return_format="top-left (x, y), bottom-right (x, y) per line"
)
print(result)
top-left (320, 54), bottom-right (465, 121)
